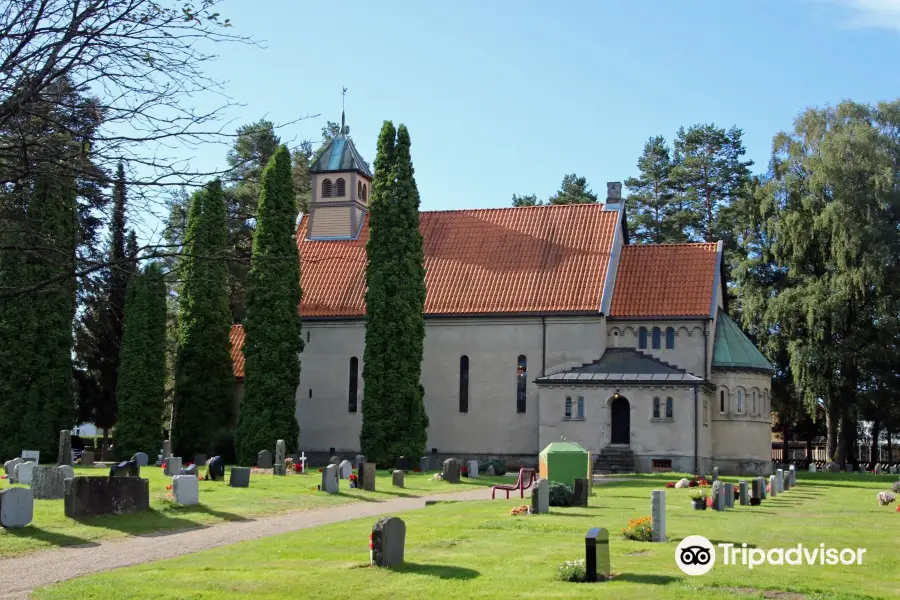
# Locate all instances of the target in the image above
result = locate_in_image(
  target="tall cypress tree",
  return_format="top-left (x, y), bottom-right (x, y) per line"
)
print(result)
top-left (172, 180), bottom-right (234, 458)
top-left (115, 263), bottom-right (166, 459)
top-left (234, 145), bottom-right (303, 465)
top-left (361, 122), bottom-right (428, 465)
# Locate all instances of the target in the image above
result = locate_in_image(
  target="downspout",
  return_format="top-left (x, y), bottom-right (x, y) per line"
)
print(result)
top-left (694, 383), bottom-right (699, 475)
top-left (703, 320), bottom-right (709, 380)
top-left (541, 316), bottom-right (547, 376)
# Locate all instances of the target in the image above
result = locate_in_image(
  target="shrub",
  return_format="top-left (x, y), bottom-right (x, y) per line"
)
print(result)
top-left (892, 480), bottom-right (900, 494)
top-left (492, 459), bottom-right (506, 476)
top-left (210, 428), bottom-right (236, 464)
top-left (549, 481), bottom-right (574, 507)
top-left (555, 558), bottom-right (587, 582)
top-left (622, 516), bottom-right (653, 541)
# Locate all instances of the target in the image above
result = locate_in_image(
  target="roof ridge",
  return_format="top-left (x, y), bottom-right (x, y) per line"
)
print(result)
top-left (622, 242), bottom-right (719, 248)
top-left (419, 203), bottom-right (609, 216)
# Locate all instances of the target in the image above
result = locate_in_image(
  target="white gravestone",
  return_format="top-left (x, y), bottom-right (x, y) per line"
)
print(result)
top-left (172, 475), bottom-right (200, 506)
top-left (339, 460), bottom-right (353, 479)
top-left (21, 450), bottom-right (40, 464)
top-left (467, 460), bottom-right (479, 478)
top-left (14, 461), bottom-right (34, 485)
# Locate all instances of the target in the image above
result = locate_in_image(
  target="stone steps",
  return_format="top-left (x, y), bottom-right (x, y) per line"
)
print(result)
top-left (594, 446), bottom-right (635, 474)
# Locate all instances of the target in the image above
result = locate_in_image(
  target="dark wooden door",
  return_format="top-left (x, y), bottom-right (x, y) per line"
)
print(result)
top-left (610, 396), bottom-right (630, 444)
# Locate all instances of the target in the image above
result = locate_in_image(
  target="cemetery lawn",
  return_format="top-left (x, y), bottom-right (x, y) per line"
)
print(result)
top-left (0, 466), bottom-right (502, 558)
top-left (34, 473), bottom-right (900, 600)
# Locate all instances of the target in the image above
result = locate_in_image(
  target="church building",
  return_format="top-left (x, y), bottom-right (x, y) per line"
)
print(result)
top-left (230, 123), bottom-right (775, 476)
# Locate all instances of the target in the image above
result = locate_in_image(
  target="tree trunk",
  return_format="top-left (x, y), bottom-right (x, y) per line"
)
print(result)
top-left (839, 406), bottom-right (855, 469)
top-left (806, 438), bottom-right (812, 462)
top-left (826, 400), bottom-right (840, 463)
top-left (102, 427), bottom-right (110, 461)
top-left (782, 421), bottom-right (790, 465)
top-left (888, 425), bottom-right (893, 464)
top-left (870, 416), bottom-right (880, 466)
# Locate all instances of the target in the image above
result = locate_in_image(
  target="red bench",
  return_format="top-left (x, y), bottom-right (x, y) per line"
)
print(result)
top-left (491, 467), bottom-right (537, 499)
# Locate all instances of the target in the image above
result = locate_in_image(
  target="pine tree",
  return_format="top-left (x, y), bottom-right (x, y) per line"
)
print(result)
top-left (234, 146), bottom-right (303, 465)
top-left (361, 122), bottom-right (428, 465)
top-left (625, 136), bottom-right (690, 243)
top-left (172, 180), bottom-right (235, 459)
top-left (115, 263), bottom-right (166, 459)
top-left (548, 174), bottom-right (598, 205)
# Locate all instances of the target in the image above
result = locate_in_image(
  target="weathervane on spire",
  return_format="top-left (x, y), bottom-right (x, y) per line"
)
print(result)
top-left (341, 86), bottom-right (348, 134)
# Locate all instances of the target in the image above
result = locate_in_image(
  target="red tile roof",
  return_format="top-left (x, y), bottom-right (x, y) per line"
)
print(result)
top-left (608, 243), bottom-right (720, 317)
top-left (230, 324), bottom-right (245, 379)
top-left (298, 203), bottom-right (621, 317)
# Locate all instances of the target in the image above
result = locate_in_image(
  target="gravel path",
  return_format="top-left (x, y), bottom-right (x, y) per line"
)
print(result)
top-left (0, 487), bottom-right (491, 599)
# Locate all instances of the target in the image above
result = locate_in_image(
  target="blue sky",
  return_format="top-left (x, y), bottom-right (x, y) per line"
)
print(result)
top-left (184, 0), bottom-right (900, 213)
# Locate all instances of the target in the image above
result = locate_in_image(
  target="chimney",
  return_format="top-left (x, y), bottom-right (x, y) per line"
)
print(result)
top-left (606, 182), bottom-right (622, 203)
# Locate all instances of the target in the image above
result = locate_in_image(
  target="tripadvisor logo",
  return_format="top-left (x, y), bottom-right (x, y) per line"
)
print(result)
top-left (675, 536), bottom-right (867, 575)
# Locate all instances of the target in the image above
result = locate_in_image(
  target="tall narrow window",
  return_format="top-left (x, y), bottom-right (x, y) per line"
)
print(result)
top-left (720, 390), bottom-right (726, 413)
top-left (564, 396), bottom-right (572, 418)
top-left (666, 397), bottom-right (673, 419)
top-left (653, 397), bottom-right (661, 419)
top-left (357, 180), bottom-right (363, 199)
top-left (638, 327), bottom-right (648, 349)
top-left (737, 390), bottom-right (743, 413)
top-left (652, 327), bottom-right (661, 349)
top-left (516, 355), bottom-right (527, 413)
top-left (577, 396), bottom-right (585, 419)
top-left (335, 177), bottom-right (346, 196)
top-left (322, 178), bottom-right (333, 197)
top-left (665, 327), bottom-right (675, 349)
top-left (752, 390), bottom-right (757, 415)
top-left (348, 357), bottom-right (358, 413)
top-left (362, 183), bottom-right (368, 201)
top-left (459, 355), bottom-right (469, 413)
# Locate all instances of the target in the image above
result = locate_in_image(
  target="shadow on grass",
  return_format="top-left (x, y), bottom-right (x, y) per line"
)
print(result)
top-left (73, 504), bottom-right (248, 536)
top-left (3, 526), bottom-right (100, 550)
top-left (391, 563), bottom-right (480, 580)
top-left (550, 511), bottom-right (597, 517)
top-left (331, 491), bottom-right (383, 503)
top-left (613, 573), bottom-right (680, 585)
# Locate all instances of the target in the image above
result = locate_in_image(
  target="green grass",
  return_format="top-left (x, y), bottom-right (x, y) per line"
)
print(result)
top-left (0, 465), bottom-right (501, 558)
top-left (33, 472), bottom-right (900, 600)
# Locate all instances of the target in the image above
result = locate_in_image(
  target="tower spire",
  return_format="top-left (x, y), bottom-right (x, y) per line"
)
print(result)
top-left (341, 86), bottom-right (347, 134)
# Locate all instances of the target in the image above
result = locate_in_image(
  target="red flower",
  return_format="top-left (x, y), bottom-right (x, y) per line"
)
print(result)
top-left (688, 480), bottom-right (698, 487)
top-left (318, 468), bottom-right (323, 473)
top-left (165, 484), bottom-right (172, 491)
top-left (413, 468), bottom-right (421, 473)
top-left (368, 533), bottom-right (374, 550)
top-left (706, 497), bottom-right (713, 507)
top-left (349, 473), bottom-right (358, 481)
top-left (293, 463), bottom-right (302, 473)
top-left (161, 462), bottom-right (167, 470)
top-left (665, 482), bottom-right (675, 488)
top-left (896, 505), bottom-right (900, 513)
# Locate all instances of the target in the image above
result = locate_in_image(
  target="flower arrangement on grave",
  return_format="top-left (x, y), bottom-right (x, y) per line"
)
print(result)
top-left (349, 473), bottom-right (358, 488)
top-left (734, 487), bottom-right (741, 500)
top-left (165, 483), bottom-right (173, 491)
top-left (688, 480), bottom-right (698, 488)
top-left (665, 481), bottom-right (675, 488)
top-left (689, 488), bottom-right (708, 510)
top-left (461, 466), bottom-right (469, 477)
top-left (160, 462), bottom-right (167, 472)
top-left (284, 458), bottom-right (295, 473)
top-left (877, 492), bottom-right (895, 506)
top-left (413, 468), bottom-right (421, 473)
top-left (622, 516), bottom-right (653, 542)
top-left (509, 505), bottom-right (530, 516)
top-left (555, 558), bottom-right (587, 583)
top-left (706, 497), bottom-right (713, 508)
top-left (317, 467), bottom-right (323, 473)
top-left (432, 473), bottom-right (443, 481)
top-left (293, 462), bottom-right (302, 473)
top-left (896, 505), bottom-right (900, 513)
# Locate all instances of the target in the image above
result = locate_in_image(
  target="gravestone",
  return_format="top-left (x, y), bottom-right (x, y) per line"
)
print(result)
top-left (274, 439), bottom-right (287, 476)
top-left (739, 480), bottom-right (749, 506)
top-left (758, 476), bottom-right (767, 499)
top-left (370, 516), bottom-right (406, 567)
top-left (163, 440), bottom-right (172, 458)
top-left (322, 464), bottom-right (339, 493)
top-left (874, 464), bottom-right (882, 475)
top-left (206, 456), bottom-right (225, 481)
top-left (775, 469), bottom-right (784, 493)
top-left (442, 458), bottom-right (460, 483)
top-left (178, 464), bottom-right (198, 477)
top-left (257, 450), bottom-right (274, 469)
top-left (769, 475), bottom-right (778, 497)
top-left (355, 454), bottom-right (367, 469)
top-left (750, 478), bottom-right (763, 505)
top-left (467, 460), bottom-right (479, 479)
top-left (809, 463), bottom-right (817, 473)
top-left (134, 452), bottom-right (149, 467)
top-left (789, 465), bottom-right (797, 486)
top-left (362, 463), bottom-right (376, 491)
top-left (573, 478), bottom-right (589, 507)
top-left (392, 470), bottom-right (405, 488)
top-left (585, 528), bottom-right (611, 582)
top-left (229, 467), bottom-right (251, 488)
top-left (339, 460), bottom-right (353, 479)
top-left (110, 459), bottom-right (140, 477)
top-left (329, 456), bottom-right (341, 467)
top-left (14, 461), bottom-right (34, 485)
top-left (783, 471), bottom-right (791, 491)
top-left (58, 465), bottom-right (75, 481)
top-left (64, 476), bottom-right (150, 518)
top-left (826, 462), bottom-right (839, 473)
top-left (21, 450), bottom-right (40, 464)
top-left (420, 456), bottom-right (430, 472)
top-left (651, 490), bottom-right (666, 542)
top-left (194, 454), bottom-right (206, 468)
top-left (164, 456), bottom-right (182, 476)
top-left (394, 456), bottom-right (409, 472)
top-left (81, 451), bottom-right (95, 466)
top-left (711, 481), bottom-right (725, 511)
top-left (846, 464), bottom-right (854, 473)
top-left (4, 458), bottom-right (23, 482)
top-left (0, 488), bottom-right (34, 528)
top-left (711, 466), bottom-right (719, 482)
top-left (531, 478), bottom-right (549, 514)
top-left (57, 430), bottom-right (72, 466)
top-left (725, 483), bottom-right (735, 509)
top-left (172, 475), bottom-right (199, 505)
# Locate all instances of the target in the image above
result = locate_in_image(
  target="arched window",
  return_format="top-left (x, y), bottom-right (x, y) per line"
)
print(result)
top-left (665, 327), bottom-right (675, 349)
top-left (516, 355), bottom-right (527, 413)
top-left (752, 390), bottom-right (757, 415)
top-left (638, 327), bottom-right (648, 349)
top-left (653, 397), bottom-right (661, 419)
top-left (348, 357), bottom-right (358, 413)
top-left (357, 180), bottom-right (363, 199)
top-left (564, 396), bottom-right (572, 418)
top-left (737, 390), bottom-right (743, 413)
top-left (459, 355), bottom-right (469, 413)
top-left (577, 396), bottom-right (585, 419)
top-left (666, 397), bottom-right (673, 419)
top-left (651, 327), bottom-right (661, 350)
top-left (335, 177), bottom-right (346, 196)
top-left (321, 178), bottom-right (333, 197)
top-left (720, 390), bottom-right (726, 413)
top-left (362, 183), bottom-right (368, 201)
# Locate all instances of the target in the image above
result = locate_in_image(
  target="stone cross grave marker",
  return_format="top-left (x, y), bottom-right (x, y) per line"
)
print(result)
top-left (585, 528), bottom-right (611, 582)
top-left (173, 475), bottom-right (199, 505)
top-left (298, 452), bottom-right (307, 472)
top-left (442, 458), bottom-right (460, 483)
top-left (724, 483), bottom-right (734, 509)
top-left (274, 440), bottom-right (286, 476)
top-left (339, 460), bottom-right (353, 479)
top-left (651, 490), bottom-right (666, 542)
top-left (392, 470), bottom-right (405, 488)
top-left (57, 430), bottom-right (73, 466)
top-left (371, 516), bottom-right (405, 567)
top-left (257, 450), bottom-right (274, 469)
top-left (229, 467), bottom-right (251, 488)
top-left (739, 480), bottom-right (748, 506)
top-left (531, 478), bottom-right (549, 514)
top-left (0, 488), bottom-right (34, 528)
top-left (362, 463), bottom-right (376, 491)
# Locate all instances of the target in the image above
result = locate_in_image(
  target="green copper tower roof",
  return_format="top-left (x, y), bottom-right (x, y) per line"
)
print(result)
top-left (309, 120), bottom-right (373, 178)
top-left (712, 309), bottom-right (775, 373)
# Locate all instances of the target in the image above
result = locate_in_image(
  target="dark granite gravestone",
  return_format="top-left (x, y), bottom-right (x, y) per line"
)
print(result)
top-left (711, 481), bottom-right (726, 511)
top-left (257, 450), bottom-right (274, 469)
top-left (81, 451), bottom-right (95, 466)
top-left (573, 478), bottom-right (589, 507)
top-left (329, 455), bottom-right (341, 466)
top-left (134, 452), bottom-right (149, 467)
top-left (585, 528), bottom-right (610, 582)
top-left (442, 458), bottom-right (460, 483)
top-left (31, 465), bottom-right (67, 499)
top-left (229, 467), bottom-right (251, 488)
top-left (163, 440), bottom-right (172, 459)
top-left (57, 430), bottom-right (72, 466)
top-left (371, 516), bottom-right (406, 567)
top-left (355, 454), bottom-right (367, 469)
top-left (63, 476), bottom-right (149, 518)
top-left (274, 440), bottom-right (286, 476)
top-left (109, 459), bottom-right (140, 477)
top-left (739, 481), bottom-right (749, 506)
top-left (206, 456), bottom-right (225, 481)
top-left (394, 456), bottom-right (409, 472)
top-left (178, 464), bottom-right (198, 477)
top-left (724, 483), bottom-right (734, 509)
top-left (420, 456), bottom-right (430, 472)
top-left (392, 470), bottom-right (405, 488)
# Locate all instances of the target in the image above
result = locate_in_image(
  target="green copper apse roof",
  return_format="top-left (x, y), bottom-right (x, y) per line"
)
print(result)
top-left (309, 132), bottom-right (373, 178)
top-left (712, 309), bottom-right (775, 373)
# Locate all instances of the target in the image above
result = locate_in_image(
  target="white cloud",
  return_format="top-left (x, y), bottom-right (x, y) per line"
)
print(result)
top-left (827, 0), bottom-right (900, 33)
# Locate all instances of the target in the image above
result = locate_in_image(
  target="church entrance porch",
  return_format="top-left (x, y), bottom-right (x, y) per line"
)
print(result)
top-left (610, 394), bottom-right (630, 444)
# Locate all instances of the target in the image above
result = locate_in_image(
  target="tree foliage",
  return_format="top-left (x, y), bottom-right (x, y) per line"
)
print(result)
top-left (510, 173), bottom-right (598, 207)
top-left (625, 136), bottom-right (691, 243)
top-left (234, 145), bottom-right (303, 465)
top-left (115, 262), bottom-right (167, 460)
top-left (361, 122), bottom-right (428, 465)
